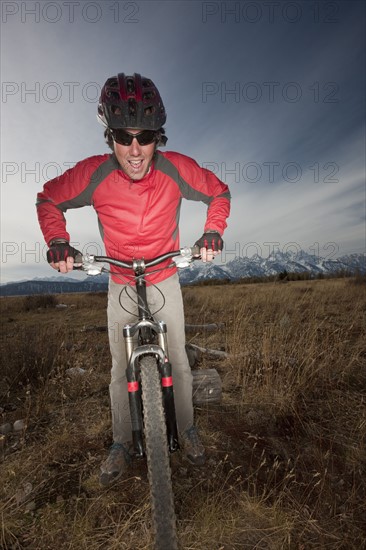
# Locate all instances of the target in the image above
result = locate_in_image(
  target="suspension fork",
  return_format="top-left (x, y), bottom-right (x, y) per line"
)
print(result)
top-left (161, 358), bottom-right (180, 452)
top-left (157, 320), bottom-right (179, 452)
top-left (124, 331), bottom-right (180, 455)
top-left (124, 324), bottom-right (144, 458)
top-left (124, 269), bottom-right (179, 454)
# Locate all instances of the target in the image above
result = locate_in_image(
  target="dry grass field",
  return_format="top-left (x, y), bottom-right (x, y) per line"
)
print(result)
top-left (0, 277), bottom-right (365, 549)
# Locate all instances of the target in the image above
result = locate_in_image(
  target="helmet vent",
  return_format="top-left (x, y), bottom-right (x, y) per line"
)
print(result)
top-left (144, 106), bottom-right (155, 116)
top-left (142, 79), bottom-right (153, 88)
top-left (108, 91), bottom-right (120, 101)
top-left (106, 78), bottom-right (118, 88)
top-left (143, 91), bottom-right (155, 101)
top-left (127, 78), bottom-right (135, 94)
top-left (128, 98), bottom-right (137, 116)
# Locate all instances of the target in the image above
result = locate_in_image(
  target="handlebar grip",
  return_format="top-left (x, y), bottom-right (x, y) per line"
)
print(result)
top-left (191, 245), bottom-right (201, 256)
top-left (72, 252), bottom-right (84, 269)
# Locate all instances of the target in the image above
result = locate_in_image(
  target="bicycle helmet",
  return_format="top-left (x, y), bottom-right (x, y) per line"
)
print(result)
top-left (97, 73), bottom-right (167, 130)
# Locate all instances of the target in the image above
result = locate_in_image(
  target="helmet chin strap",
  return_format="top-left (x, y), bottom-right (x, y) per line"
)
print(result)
top-left (154, 130), bottom-right (167, 147)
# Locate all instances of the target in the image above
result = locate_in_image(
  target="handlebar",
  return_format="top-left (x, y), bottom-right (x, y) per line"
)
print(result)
top-left (77, 245), bottom-right (201, 276)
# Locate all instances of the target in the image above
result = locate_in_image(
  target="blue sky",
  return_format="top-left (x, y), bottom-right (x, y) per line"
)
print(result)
top-left (1, 0), bottom-right (365, 282)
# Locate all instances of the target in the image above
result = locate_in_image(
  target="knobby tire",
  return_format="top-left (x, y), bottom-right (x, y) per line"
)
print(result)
top-left (140, 355), bottom-right (178, 550)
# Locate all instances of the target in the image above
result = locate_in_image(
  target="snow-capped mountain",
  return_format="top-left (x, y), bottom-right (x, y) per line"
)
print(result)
top-left (0, 273), bottom-right (110, 296)
top-left (179, 250), bottom-right (365, 285)
top-left (0, 251), bottom-right (364, 295)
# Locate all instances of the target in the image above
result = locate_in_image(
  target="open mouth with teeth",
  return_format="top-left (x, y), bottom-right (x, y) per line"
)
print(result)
top-left (128, 160), bottom-right (144, 171)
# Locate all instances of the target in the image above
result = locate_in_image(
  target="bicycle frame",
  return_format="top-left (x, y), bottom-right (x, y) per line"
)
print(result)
top-left (123, 279), bottom-right (179, 458)
top-left (80, 247), bottom-right (199, 457)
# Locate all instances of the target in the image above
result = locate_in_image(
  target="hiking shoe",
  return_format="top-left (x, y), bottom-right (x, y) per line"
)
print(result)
top-left (181, 426), bottom-right (206, 466)
top-left (99, 443), bottom-right (131, 486)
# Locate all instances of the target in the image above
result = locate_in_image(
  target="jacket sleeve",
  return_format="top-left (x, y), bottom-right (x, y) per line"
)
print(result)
top-left (200, 166), bottom-right (231, 235)
top-left (165, 152), bottom-right (231, 235)
top-left (36, 156), bottom-right (105, 245)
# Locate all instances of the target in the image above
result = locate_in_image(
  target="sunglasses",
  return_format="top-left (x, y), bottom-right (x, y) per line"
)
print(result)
top-left (110, 129), bottom-right (157, 146)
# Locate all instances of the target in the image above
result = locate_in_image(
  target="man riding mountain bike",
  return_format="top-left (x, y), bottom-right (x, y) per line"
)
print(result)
top-left (36, 72), bottom-right (231, 486)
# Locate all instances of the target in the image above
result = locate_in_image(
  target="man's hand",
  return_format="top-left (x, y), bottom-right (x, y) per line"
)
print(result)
top-left (194, 231), bottom-right (223, 263)
top-left (47, 240), bottom-right (82, 273)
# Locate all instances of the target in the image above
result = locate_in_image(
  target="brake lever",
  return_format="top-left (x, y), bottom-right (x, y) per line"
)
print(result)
top-left (173, 246), bottom-right (201, 268)
top-left (81, 254), bottom-right (104, 276)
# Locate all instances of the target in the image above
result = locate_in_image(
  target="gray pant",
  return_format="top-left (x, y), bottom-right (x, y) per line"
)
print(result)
top-left (107, 273), bottom-right (194, 445)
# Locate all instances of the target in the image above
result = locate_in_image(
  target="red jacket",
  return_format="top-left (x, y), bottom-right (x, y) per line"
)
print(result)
top-left (36, 150), bottom-right (231, 284)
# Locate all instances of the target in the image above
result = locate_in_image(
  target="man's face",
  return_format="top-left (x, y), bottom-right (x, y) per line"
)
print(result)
top-left (113, 129), bottom-right (156, 180)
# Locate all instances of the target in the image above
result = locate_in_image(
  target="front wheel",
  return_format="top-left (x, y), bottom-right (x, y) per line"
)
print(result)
top-left (140, 355), bottom-right (178, 550)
